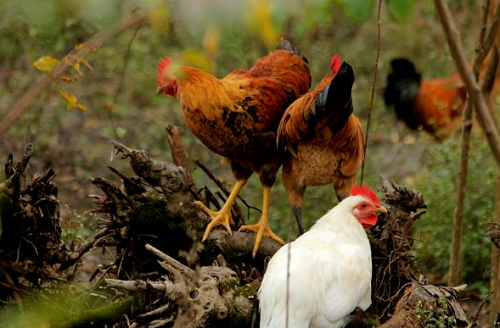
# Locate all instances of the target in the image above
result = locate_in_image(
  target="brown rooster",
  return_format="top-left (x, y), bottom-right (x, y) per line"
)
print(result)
top-left (277, 56), bottom-right (364, 234)
top-left (384, 58), bottom-right (467, 141)
top-left (157, 39), bottom-right (311, 256)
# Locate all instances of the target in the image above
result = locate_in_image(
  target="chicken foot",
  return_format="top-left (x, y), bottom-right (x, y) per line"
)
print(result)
top-left (239, 186), bottom-right (284, 257)
top-left (198, 178), bottom-right (247, 242)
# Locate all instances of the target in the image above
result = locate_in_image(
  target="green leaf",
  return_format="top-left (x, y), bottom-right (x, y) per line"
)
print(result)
top-left (387, 0), bottom-right (415, 22)
top-left (32, 56), bottom-right (60, 74)
top-left (337, 0), bottom-right (374, 22)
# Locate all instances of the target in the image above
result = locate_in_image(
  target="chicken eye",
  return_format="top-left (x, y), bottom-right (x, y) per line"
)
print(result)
top-left (361, 204), bottom-right (368, 209)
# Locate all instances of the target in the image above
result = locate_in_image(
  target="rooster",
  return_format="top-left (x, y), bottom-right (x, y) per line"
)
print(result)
top-left (384, 58), bottom-right (467, 141)
top-left (157, 39), bottom-right (311, 257)
top-left (258, 184), bottom-right (387, 328)
top-left (277, 55), bottom-right (364, 234)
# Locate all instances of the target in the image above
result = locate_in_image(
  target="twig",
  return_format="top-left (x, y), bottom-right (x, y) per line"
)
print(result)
top-left (0, 267), bottom-right (23, 311)
top-left (138, 304), bottom-right (172, 319)
top-left (145, 243), bottom-right (196, 278)
top-left (193, 159), bottom-right (257, 218)
top-left (108, 26), bottom-right (140, 141)
top-left (193, 159), bottom-right (248, 224)
top-left (0, 12), bottom-right (149, 138)
top-left (360, 0), bottom-right (382, 184)
top-left (434, 0), bottom-right (500, 166)
top-left (105, 278), bottom-right (175, 293)
top-left (468, 291), bottom-right (493, 328)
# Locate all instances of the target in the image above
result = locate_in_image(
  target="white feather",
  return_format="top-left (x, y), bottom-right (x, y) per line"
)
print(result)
top-left (258, 195), bottom-right (372, 328)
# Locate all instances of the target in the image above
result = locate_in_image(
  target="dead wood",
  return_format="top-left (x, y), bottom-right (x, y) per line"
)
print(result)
top-left (379, 281), bottom-right (470, 328)
top-left (105, 243), bottom-right (257, 327)
top-left (368, 177), bottom-right (425, 322)
top-left (0, 132), bottom-right (476, 327)
top-left (0, 144), bottom-right (76, 303)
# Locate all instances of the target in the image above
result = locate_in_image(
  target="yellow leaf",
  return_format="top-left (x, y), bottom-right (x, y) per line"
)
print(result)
top-left (32, 56), bottom-right (60, 74)
top-left (57, 88), bottom-right (87, 111)
top-left (203, 25), bottom-right (220, 58)
top-left (72, 61), bottom-right (82, 76)
top-left (247, 0), bottom-right (278, 49)
top-left (75, 43), bottom-right (85, 50)
top-left (150, 4), bottom-right (169, 34)
top-left (80, 59), bottom-right (93, 71)
top-left (181, 49), bottom-right (213, 73)
top-left (57, 76), bottom-right (77, 83)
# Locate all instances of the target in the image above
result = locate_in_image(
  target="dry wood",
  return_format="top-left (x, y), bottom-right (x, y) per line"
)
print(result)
top-left (379, 282), bottom-right (469, 328)
top-left (145, 243), bottom-right (196, 278)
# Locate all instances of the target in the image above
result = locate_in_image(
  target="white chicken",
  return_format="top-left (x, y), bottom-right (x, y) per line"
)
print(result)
top-left (258, 184), bottom-right (387, 328)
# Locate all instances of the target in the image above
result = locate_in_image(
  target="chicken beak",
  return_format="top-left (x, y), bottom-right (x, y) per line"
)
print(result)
top-left (156, 86), bottom-right (163, 95)
top-left (375, 205), bottom-right (388, 214)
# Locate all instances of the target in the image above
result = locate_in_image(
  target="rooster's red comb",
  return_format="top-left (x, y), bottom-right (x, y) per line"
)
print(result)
top-left (350, 183), bottom-right (380, 205)
top-left (330, 54), bottom-right (342, 75)
top-left (157, 56), bottom-right (172, 73)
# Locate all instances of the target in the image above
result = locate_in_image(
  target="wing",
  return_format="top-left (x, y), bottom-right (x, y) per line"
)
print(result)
top-left (223, 46), bottom-right (311, 131)
top-left (318, 243), bottom-right (372, 324)
top-left (259, 235), bottom-right (371, 328)
top-left (277, 62), bottom-right (355, 147)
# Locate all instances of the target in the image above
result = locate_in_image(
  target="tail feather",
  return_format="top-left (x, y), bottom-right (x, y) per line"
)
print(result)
top-left (305, 62), bottom-right (354, 133)
top-left (276, 38), bottom-right (309, 64)
top-left (384, 58), bottom-right (422, 128)
top-left (323, 62), bottom-right (355, 132)
top-left (384, 58), bottom-right (421, 107)
top-left (276, 61), bottom-right (355, 146)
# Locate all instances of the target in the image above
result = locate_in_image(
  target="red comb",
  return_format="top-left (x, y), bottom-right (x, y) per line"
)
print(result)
top-left (157, 56), bottom-right (172, 73)
top-left (350, 183), bottom-right (380, 205)
top-left (157, 57), bottom-right (172, 84)
top-left (330, 54), bottom-right (342, 75)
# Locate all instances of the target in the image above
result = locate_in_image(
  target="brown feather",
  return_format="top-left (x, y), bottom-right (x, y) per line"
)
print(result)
top-left (279, 62), bottom-right (364, 231)
top-left (174, 46), bottom-right (311, 182)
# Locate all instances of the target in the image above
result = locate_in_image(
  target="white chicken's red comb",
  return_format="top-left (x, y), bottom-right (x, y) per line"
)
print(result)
top-left (350, 183), bottom-right (380, 205)
top-left (330, 54), bottom-right (342, 75)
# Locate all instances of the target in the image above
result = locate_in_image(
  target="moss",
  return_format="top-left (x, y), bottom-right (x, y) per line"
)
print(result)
top-left (128, 196), bottom-right (192, 260)
top-left (219, 277), bottom-right (240, 293)
top-left (233, 280), bottom-right (260, 299)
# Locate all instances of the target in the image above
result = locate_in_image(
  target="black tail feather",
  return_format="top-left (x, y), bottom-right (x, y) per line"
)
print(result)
top-left (384, 58), bottom-right (421, 126)
top-left (384, 58), bottom-right (421, 106)
top-left (326, 62), bottom-right (355, 132)
top-left (307, 62), bottom-right (355, 133)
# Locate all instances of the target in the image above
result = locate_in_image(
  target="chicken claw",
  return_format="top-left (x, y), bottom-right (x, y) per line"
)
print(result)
top-left (239, 217), bottom-right (285, 257)
top-left (195, 200), bottom-right (235, 242)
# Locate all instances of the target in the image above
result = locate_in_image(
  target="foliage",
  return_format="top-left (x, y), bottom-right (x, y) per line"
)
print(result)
top-left (0, 285), bottom-right (134, 328)
top-left (0, 0), bottom-right (495, 313)
top-left (416, 298), bottom-right (459, 328)
top-left (412, 133), bottom-right (497, 291)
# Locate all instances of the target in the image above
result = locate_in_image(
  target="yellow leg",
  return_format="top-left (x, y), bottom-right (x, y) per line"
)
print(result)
top-left (196, 179), bottom-right (247, 242)
top-left (238, 186), bottom-right (284, 257)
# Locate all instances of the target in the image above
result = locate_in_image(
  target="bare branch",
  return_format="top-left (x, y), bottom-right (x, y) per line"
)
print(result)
top-left (0, 13), bottom-right (150, 138)
top-left (434, 0), bottom-right (500, 166)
